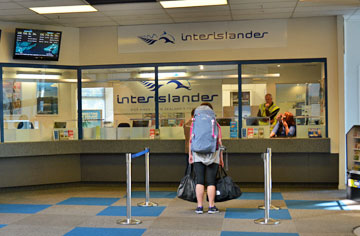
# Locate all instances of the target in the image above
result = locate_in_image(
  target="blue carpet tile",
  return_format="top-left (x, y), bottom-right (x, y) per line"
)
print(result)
top-left (64, 227), bottom-right (146, 236)
top-left (0, 225), bottom-right (7, 228)
top-left (239, 192), bottom-right (283, 200)
top-left (57, 197), bottom-right (120, 206)
top-left (221, 232), bottom-right (299, 236)
top-left (225, 208), bottom-right (292, 220)
top-left (285, 200), bottom-right (349, 210)
top-left (97, 206), bottom-right (166, 217)
top-left (0, 204), bottom-right (51, 214)
top-left (124, 191), bottom-right (177, 198)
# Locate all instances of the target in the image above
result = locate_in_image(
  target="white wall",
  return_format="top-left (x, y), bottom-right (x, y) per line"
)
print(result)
top-left (80, 16), bottom-right (340, 153)
top-left (344, 19), bottom-right (360, 132)
top-left (0, 21), bottom-right (80, 65)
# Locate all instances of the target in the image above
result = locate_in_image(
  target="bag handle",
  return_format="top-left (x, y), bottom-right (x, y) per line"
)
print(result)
top-left (217, 165), bottom-right (228, 179)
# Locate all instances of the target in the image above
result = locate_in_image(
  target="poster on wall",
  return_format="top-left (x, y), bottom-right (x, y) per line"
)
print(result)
top-left (3, 82), bottom-right (21, 115)
top-left (36, 82), bottom-right (58, 114)
top-left (82, 110), bottom-right (102, 128)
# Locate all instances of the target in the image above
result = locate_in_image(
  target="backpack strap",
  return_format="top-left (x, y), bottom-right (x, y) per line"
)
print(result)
top-left (217, 123), bottom-right (222, 145)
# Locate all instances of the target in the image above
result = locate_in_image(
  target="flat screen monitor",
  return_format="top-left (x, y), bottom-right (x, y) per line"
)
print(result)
top-left (132, 120), bottom-right (149, 127)
top-left (216, 118), bottom-right (232, 126)
top-left (13, 28), bottom-right (62, 61)
top-left (54, 122), bottom-right (66, 129)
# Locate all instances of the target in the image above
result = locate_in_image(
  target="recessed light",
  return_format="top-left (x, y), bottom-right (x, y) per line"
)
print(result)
top-left (160, 0), bottom-right (227, 9)
top-left (30, 5), bottom-right (97, 14)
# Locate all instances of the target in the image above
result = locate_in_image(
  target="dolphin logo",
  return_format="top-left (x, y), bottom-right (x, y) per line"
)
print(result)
top-left (167, 80), bottom-right (191, 90)
top-left (138, 31), bottom-right (175, 45)
top-left (140, 81), bottom-right (163, 91)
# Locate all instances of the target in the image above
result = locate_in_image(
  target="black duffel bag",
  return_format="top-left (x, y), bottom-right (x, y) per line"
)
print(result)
top-left (214, 166), bottom-right (242, 202)
top-left (177, 164), bottom-right (197, 202)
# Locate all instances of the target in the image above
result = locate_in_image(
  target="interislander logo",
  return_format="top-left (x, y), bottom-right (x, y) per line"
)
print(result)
top-left (138, 31), bottom-right (175, 45)
top-left (141, 80), bottom-right (191, 91)
top-left (167, 80), bottom-right (191, 90)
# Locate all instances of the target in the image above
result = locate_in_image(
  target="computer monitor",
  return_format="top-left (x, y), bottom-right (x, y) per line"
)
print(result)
top-left (54, 122), bottom-right (66, 129)
top-left (132, 120), bottom-right (149, 127)
top-left (216, 118), bottom-right (232, 126)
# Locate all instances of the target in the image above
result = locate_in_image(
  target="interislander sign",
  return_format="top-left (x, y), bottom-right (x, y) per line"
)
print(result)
top-left (118, 20), bottom-right (287, 53)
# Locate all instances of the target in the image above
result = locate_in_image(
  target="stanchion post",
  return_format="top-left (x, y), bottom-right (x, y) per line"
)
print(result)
top-left (255, 152), bottom-right (280, 225)
top-left (117, 153), bottom-right (142, 225)
top-left (138, 148), bottom-right (158, 207)
top-left (258, 148), bottom-right (280, 210)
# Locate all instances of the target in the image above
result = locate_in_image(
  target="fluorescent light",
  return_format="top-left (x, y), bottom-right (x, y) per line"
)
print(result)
top-left (242, 73), bottom-right (280, 78)
top-left (139, 72), bottom-right (187, 79)
top-left (160, 0), bottom-right (227, 8)
top-left (16, 73), bottom-right (61, 80)
top-left (30, 5), bottom-right (97, 14)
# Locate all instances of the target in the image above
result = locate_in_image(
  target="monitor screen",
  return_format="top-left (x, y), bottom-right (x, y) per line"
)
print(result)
top-left (132, 120), bottom-right (149, 127)
top-left (13, 28), bottom-right (62, 61)
top-left (54, 122), bottom-right (66, 129)
top-left (216, 118), bottom-right (232, 126)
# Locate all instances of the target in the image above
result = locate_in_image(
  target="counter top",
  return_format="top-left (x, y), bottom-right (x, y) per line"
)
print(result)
top-left (0, 138), bottom-right (331, 158)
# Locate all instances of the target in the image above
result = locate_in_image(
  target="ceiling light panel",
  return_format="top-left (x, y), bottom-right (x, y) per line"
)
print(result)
top-left (18, 0), bottom-right (85, 8)
top-left (30, 5), bottom-right (97, 14)
top-left (160, 0), bottom-right (228, 9)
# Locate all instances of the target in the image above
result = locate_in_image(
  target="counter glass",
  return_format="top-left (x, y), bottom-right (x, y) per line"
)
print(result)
top-left (81, 67), bottom-right (155, 140)
top-left (158, 64), bottom-right (239, 139)
top-left (241, 62), bottom-right (326, 138)
top-left (2, 67), bottom-right (78, 142)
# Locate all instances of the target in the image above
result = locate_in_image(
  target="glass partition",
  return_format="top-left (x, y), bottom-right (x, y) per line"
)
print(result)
top-left (2, 67), bottom-right (78, 142)
top-left (241, 62), bottom-right (326, 138)
top-left (81, 67), bottom-right (155, 140)
top-left (158, 64), bottom-right (239, 139)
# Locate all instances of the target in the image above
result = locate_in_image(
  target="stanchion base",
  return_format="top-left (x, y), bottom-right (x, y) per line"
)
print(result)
top-left (254, 218), bottom-right (280, 225)
top-left (137, 201), bottom-right (158, 207)
top-left (117, 218), bottom-right (142, 225)
top-left (353, 226), bottom-right (360, 235)
top-left (258, 205), bottom-right (280, 210)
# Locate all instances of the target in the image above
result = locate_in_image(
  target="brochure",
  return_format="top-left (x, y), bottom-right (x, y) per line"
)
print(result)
top-left (247, 128), bottom-right (254, 138)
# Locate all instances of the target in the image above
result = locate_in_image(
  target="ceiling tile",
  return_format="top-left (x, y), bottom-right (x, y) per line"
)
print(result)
top-left (293, 9), bottom-right (357, 17)
top-left (0, 8), bottom-right (35, 15)
top-left (173, 15), bottom-right (232, 23)
top-left (101, 8), bottom-right (165, 16)
top-left (231, 8), bottom-right (293, 15)
top-left (44, 12), bottom-right (105, 19)
top-left (169, 10), bottom-right (230, 18)
top-left (229, 0), bottom-right (297, 3)
top-left (117, 18), bottom-right (173, 25)
top-left (0, 2), bottom-right (24, 8)
top-left (232, 12), bottom-right (291, 20)
top-left (62, 21), bottom-right (118, 27)
top-left (94, 2), bottom-right (162, 10)
top-left (111, 14), bottom-right (171, 21)
top-left (0, 14), bottom-right (48, 21)
top-left (230, 2), bottom-right (296, 10)
top-left (52, 16), bottom-right (113, 23)
top-left (295, 5), bottom-right (358, 12)
top-left (17, 0), bottom-right (85, 7)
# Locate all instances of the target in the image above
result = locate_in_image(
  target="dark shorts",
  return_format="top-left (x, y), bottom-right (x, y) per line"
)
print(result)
top-left (193, 162), bottom-right (219, 186)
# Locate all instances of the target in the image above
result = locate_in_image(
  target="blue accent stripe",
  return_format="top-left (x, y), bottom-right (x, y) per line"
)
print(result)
top-left (285, 200), bottom-right (349, 210)
top-left (221, 232), bottom-right (299, 236)
top-left (97, 206), bottom-right (165, 217)
top-left (0, 204), bottom-right (51, 214)
top-left (64, 227), bottom-right (146, 236)
top-left (225, 208), bottom-right (291, 220)
top-left (124, 191), bottom-right (177, 198)
top-left (77, 68), bottom-right (83, 140)
top-left (0, 67), bottom-right (4, 143)
top-left (57, 197), bottom-right (120, 206)
top-left (239, 192), bottom-right (283, 200)
top-left (0, 224), bottom-right (7, 229)
top-left (132, 148), bottom-right (150, 158)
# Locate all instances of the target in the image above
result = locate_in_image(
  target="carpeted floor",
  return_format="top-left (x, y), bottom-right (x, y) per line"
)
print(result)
top-left (0, 184), bottom-right (359, 236)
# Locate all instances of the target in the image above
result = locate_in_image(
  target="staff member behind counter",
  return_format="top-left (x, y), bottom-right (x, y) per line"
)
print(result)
top-left (257, 93), bottom-right (280, 127)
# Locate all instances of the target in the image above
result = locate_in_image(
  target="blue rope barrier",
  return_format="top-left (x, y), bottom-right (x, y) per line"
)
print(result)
top-left (131, 148), bottom-right (150, 158)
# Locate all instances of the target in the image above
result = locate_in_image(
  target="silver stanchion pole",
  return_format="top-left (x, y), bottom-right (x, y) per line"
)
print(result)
top-left (255, 152), bottom-right (280, 225)
top-left (138, 148), bottom-right (158, 207)
top-left (117, 153), bottom-right (142, 225)
top-left (259, 148), bottom-right (280, 210)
